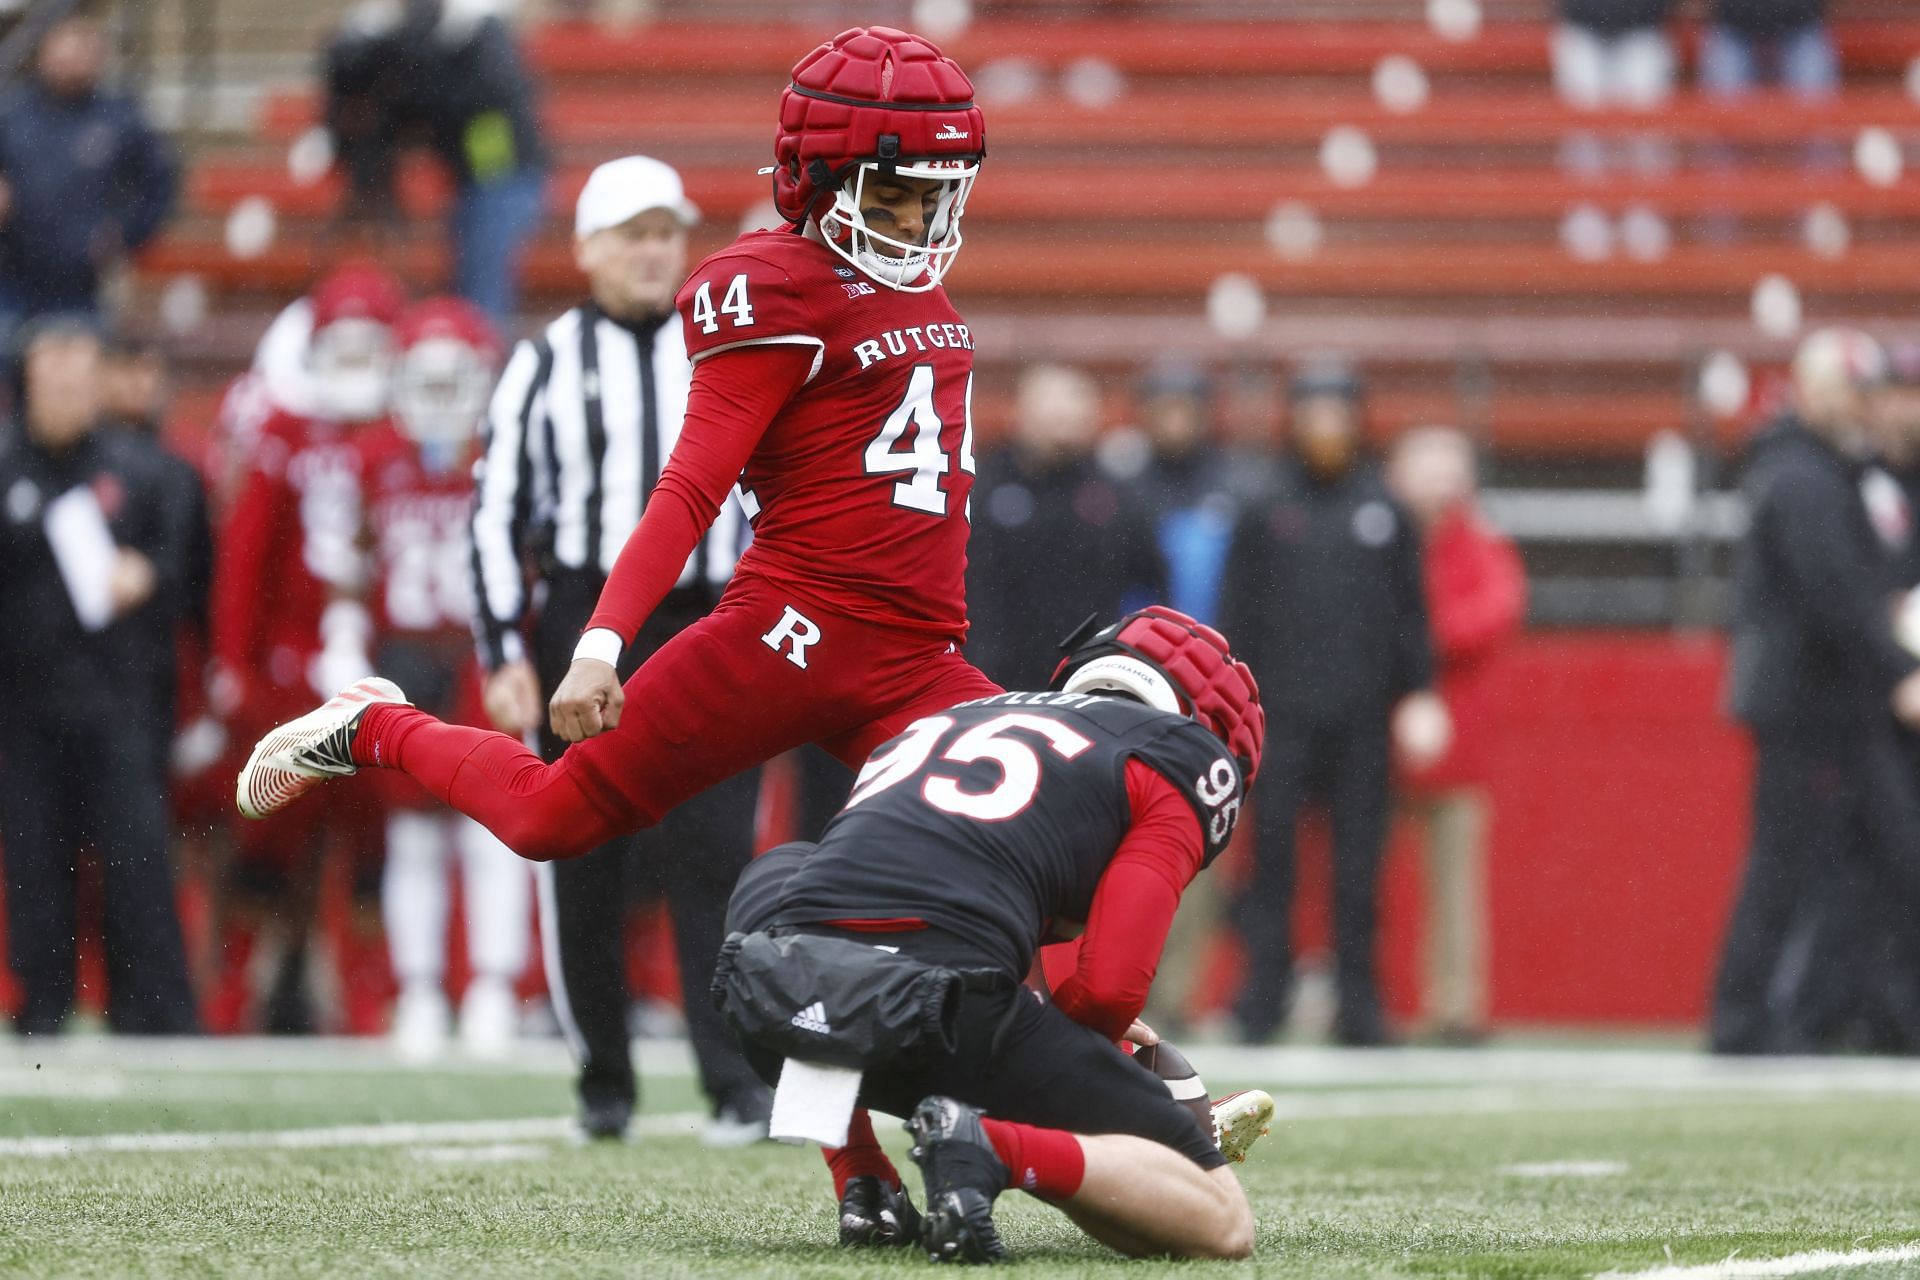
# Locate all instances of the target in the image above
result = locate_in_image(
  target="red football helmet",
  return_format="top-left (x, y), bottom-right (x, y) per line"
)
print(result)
top-left (773, 26), bottom-right (984, 292)
top-left (309, 261), bottom-right (407, 331)
top-left (1051, 606), bottom-right (1266, 783)
top-left (392, 297), bottom-right (501, 451)
top-left (307, 262), bottom-right (407, 423)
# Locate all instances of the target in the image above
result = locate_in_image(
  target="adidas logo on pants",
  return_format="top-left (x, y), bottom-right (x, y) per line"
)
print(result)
top-left (790, 1002), bottom-right (832, 1034)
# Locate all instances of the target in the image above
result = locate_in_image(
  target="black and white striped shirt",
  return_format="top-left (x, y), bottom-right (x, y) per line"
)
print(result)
top-left (469, 301), bottom-right (745, 669)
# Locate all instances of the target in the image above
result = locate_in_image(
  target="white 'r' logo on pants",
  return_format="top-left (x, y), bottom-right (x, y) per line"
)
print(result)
top-left (761, 606), bottom-right (822, 669)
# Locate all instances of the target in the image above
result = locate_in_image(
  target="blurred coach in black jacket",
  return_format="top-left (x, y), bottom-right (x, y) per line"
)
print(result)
top-left (0, 317), bottom-right (197, 1035)
top-left (968, 362), bottom-right (1166, 688)
top-left (1713, 328), bottom-right (1920, 1054)
top-left (1220, 360), bottom-right (1447, 1045)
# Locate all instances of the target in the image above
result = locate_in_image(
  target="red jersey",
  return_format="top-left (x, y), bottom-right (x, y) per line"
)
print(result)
top-left (362, 428), bottom-right (492, 804)
top-left (211, 409), bottom-right (383, 722)
top-left (677, 230), bottom-right (977, 637)
top-left (363, 433), bottom-right (479, 648)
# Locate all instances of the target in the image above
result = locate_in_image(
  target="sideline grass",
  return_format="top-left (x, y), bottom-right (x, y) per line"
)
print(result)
top-left (1, 1040), bottom-right (1916, 1278)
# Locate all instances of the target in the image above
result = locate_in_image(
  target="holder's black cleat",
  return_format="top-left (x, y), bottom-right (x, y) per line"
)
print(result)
top-left (838, 1175), bottom-right (923, 1248)
top-left (905, 1096), bottom-right (1010, 1265)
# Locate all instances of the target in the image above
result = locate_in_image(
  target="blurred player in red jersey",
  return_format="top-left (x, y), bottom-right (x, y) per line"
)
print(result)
top-left (238, 28), bottom-right (1013, 866)
top-left (209, 262), bottom-right (407, 1033)
top-left (366, 299), bottom-right (533, 1059)
top-left (204, 290), bottom-right (328, 511)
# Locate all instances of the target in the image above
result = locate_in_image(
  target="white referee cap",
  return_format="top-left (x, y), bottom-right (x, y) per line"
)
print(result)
top-left (575, 155), bottom-right (700, 238)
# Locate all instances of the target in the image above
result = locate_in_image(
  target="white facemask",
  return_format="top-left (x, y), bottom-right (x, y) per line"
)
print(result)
top-left (816, 159), bottom-right (977, 294)
top-left (309, 319), bottom-right (395, 423)
top-left (394, 336), bottom-right (489, 459)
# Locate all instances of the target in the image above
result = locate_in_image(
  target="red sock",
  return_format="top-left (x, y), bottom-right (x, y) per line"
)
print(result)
top-left (352, 703), bottom-right (428, 770)
top-left (979, 1118), bottom-right (1085, 1199)
top-left (349, 706), bottom-right (622, 860)
top-left (823, 1109), bottom-right (900, 1198)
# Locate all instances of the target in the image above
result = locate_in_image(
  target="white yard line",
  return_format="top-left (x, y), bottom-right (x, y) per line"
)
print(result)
top-left (11, 1038), bottom-right (1920, 1099)
top-left (1263, 1085), bottom-right (1903, 1123)
top-left (409, 1143), bottom-right (550, 1164)
top-left (0, 1110), bottom-right (705, 1158)
top-left (1596, 1242), bottom-right (1920, 1279)
top-left (1501, 1160), bottom-right (1628, 1177)
top-left (0, 1036), bottom-right (693, 1077)
top-left (1184, 1045), bottom-right (1920, 1096)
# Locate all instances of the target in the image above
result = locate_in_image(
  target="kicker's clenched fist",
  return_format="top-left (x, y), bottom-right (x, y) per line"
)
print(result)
top-left (550, 658), bottom-right (624, 742)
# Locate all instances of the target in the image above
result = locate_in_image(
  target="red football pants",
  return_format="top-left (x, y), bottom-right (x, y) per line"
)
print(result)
top-left (363, 575), bottom-right (1001, 861)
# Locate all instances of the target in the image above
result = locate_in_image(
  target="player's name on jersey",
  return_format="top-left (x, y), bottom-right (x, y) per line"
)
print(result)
top-left (953, 690), bottom-right (1108, 710)
top-left (852, 324), bottom-right (975, 370)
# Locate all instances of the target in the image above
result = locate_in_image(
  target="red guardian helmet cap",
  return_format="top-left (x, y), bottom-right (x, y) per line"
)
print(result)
top-left (309, 261), bottom-right (407, 331)
top-left (774, 26), bottom-right (984, 293)
top-left (1050, 605), bottom-right (1267, 784)
top-left (306, 262), bottom-right (407, 423)
top-left (392, 297), bottom-right (502, 451)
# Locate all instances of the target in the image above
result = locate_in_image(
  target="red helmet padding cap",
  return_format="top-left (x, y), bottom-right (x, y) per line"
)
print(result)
top-left (310, 260), bottom-right (407, 330)
top-left (774, 26), bottom-right (985, 223)
top-left (1053, 604), bottom-right (1267, 783)
top-left (397, 296), bottom-right (502, 363)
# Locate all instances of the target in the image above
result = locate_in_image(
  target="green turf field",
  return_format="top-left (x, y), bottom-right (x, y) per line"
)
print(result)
top-left (2, 1037), bottom-right (1917, 1278)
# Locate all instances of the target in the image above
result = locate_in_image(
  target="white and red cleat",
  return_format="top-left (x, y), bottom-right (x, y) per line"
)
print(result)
top-left (1211, 1089), bottom-right (1275, 1164)
top-left (235, 676), bottom-right (409, 819)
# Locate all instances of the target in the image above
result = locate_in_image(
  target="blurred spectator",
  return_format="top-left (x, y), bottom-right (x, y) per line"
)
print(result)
top-left (1700, 0), bottom-right (1837, 101)
top-left (1857, 352), bottom-right (1920, 1049)
top-left (102, 334), bottom-right (215, 784)
top-left (322, 0), bottom-right (549, 329)
top-left (1220, 359), bottom-right (1445, 1046)
top-left (205, 264), bottom-right (408, 1035)
top-left (1876, 344), bottom-right (1920, 582)
top-left (0, 13), bottom-right (178, 339)
top-left (1552, 1), bottom-right (1677, 185)
top-left (1100, 361), bottom-right (1237, 1033)
top-left (1217, 364), bottom-right (1286, 503)
top-left (1120, 362), bottom-right (1238, 624)
top-left (1386, 426), bottom-right (1527, 1043)
top-left (967, 363), bottom-right (1165, 688)
top-left (469, 157), bottom-right (766, 1141)
top-left (1551, 1), bottom-right (1677, 111)
top-left (0, 317), bottom-right (197, 1034)
top-left (1713, 328), bottom-right (1920, 1054)
top-left (366, 298), bottom-right (531, 1061)
top-left (1786, 355), bottom-right (1920, 1054)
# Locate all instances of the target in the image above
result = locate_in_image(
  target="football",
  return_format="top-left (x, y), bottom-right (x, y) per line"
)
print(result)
top-left (1133, 1039), bottom-right (1214, 1144)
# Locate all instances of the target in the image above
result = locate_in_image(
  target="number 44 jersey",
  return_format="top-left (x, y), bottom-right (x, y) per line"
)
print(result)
top-left (677, 229), bottom-right (977, 639)
top-left (767, 690), bottom-right (1248, 979)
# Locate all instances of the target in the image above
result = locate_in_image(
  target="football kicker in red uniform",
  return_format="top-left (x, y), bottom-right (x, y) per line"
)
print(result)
top-left (236, 26), bottom-right (1006, 861)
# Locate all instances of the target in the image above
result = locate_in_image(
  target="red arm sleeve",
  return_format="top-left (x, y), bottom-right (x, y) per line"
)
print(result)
top-left (1034, 939), bottom-right (1082, 997)
top-left (1048, 759), bottom-right (1209, 1042)
top-left (583, 342), bottom-right (816, 645)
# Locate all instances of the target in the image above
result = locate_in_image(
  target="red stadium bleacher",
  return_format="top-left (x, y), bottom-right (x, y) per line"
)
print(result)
top-left (135, 11), bottom-right (1920, 456)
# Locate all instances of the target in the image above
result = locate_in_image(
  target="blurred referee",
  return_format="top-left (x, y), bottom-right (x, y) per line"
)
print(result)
top-left (469, 157), bottom-right (770, 1142)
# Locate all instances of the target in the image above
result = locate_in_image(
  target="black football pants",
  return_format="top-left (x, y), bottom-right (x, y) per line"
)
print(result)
top-left (1232, 712), bottom-right (1394, 1038)
top-left (0, 716), bottom-right (197, 1035)
top-left (533, 575), bottom-right (764, 1115)
top-left (723, 853), bottom-right (1223, 1172)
